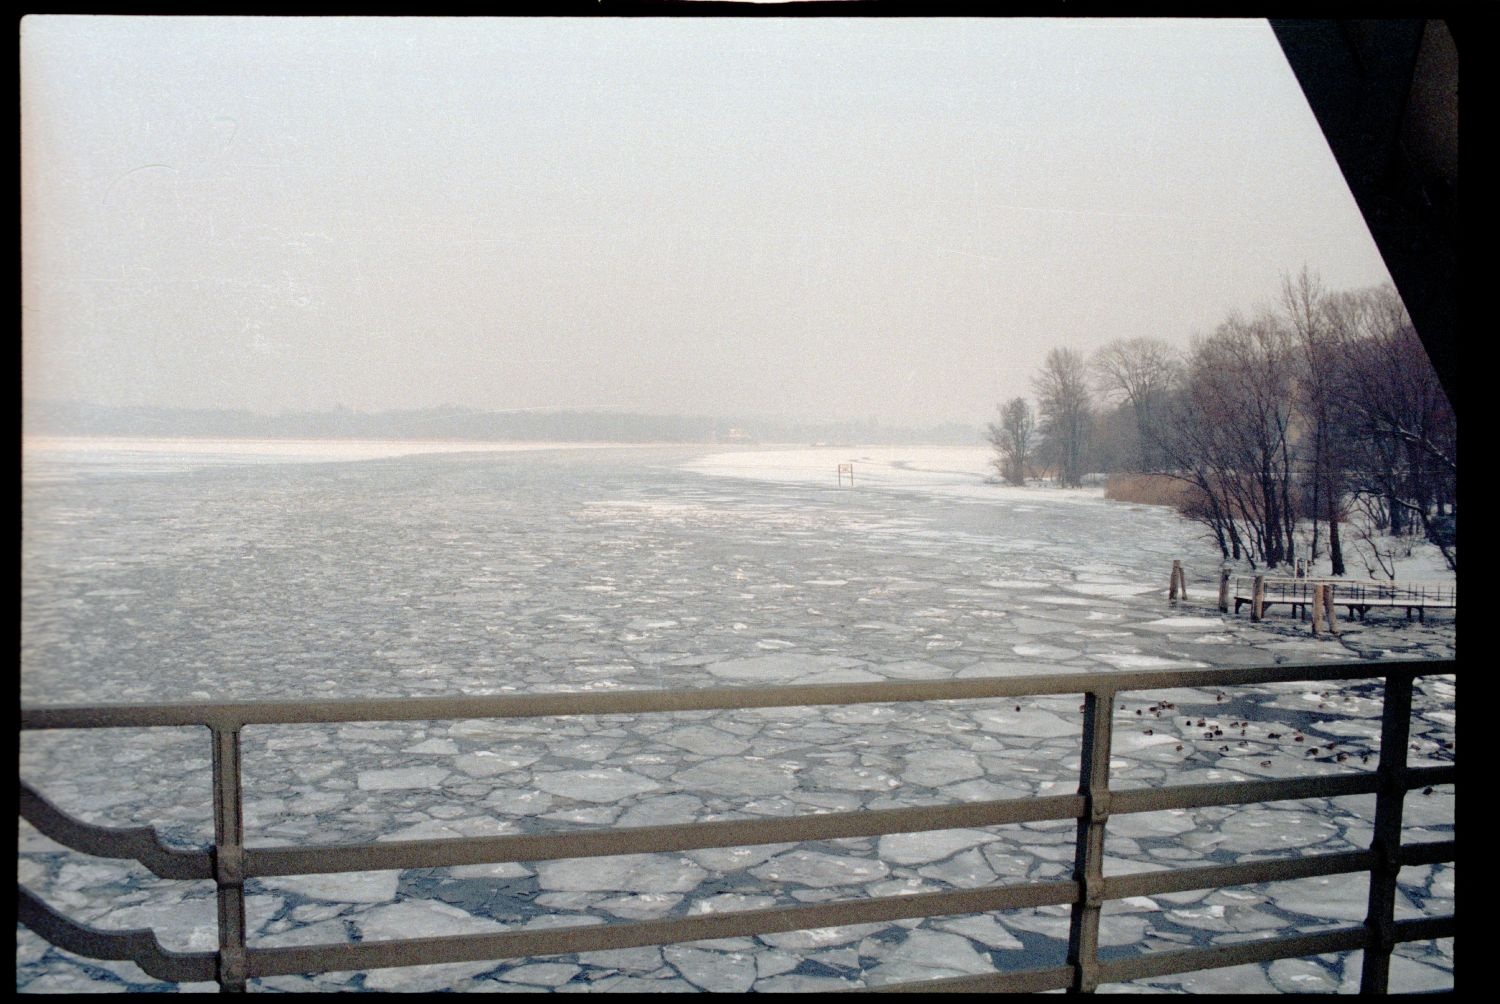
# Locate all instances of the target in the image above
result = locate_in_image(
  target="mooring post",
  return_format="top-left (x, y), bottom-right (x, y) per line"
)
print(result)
top-left (1311, 583), bottom-right (1325, 635)
top-left (1251, 575), bottom-right (1265, 622)
top-left (1325, 584), bottom-right (1340, 636)
top-left (1169, 560), bottom-right (1181, 604)
top-left (1218, 566), bottom-right (1231, 613)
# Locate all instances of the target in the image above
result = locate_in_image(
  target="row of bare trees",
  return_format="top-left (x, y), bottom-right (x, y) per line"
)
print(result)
top-left (987, 273), bottom-right (1456, 573)
top-left (985, 347), bottom-right (1092, 489)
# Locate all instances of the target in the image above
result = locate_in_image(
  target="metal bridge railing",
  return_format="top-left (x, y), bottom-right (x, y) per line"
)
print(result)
top-left (18, 660), bottom-right (1456, 993)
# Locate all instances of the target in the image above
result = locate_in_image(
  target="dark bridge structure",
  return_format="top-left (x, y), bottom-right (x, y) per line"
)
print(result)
top-left (1270, 19), bottom-right (1458, 420)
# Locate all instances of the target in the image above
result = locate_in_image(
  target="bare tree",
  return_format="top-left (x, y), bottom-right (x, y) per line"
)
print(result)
top-left (1326, 285), bottom-right (1456, 570)
top-left (1281, 268), bottom-right (1347, 575)
top-left (1090, 337), bottom-right (1180, 472)
top-left (985, 398), bottom-right (1034, 486)
top-left (1158, 312), bottom-right (1298, 569)
top-left (1145, 278), bottom-right (1453, 575)
top-left (1033, 347), bottom-right (1092, 488)
top-left (1156, 377), bottom-right (1246, 563)
top-left (1349, 494), bottom-right (1399, 580)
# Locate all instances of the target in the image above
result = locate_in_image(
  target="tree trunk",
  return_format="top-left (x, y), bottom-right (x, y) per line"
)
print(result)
top-left (1327, 485), bottom-right (1345, 576)
top-left (1309, 491), bottom-right (1321, 560)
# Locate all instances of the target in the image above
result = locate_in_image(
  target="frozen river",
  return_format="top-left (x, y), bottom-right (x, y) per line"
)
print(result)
top-left (18, 442), bottom-right (1455, 992)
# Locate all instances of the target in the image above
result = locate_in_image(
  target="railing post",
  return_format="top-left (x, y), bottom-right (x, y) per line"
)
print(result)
top-left (1251, 575), bottom-right (1265, 622)
top-left (1359, 672), bottom-right (1413, 994)
top-left (211, 725), bottom-right (248, 993)
top-left (1067, 688), bottom-right (1114, 993)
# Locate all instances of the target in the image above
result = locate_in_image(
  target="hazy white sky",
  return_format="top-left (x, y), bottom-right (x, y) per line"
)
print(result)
top-left (22, 16), bottom-right (1394, 427)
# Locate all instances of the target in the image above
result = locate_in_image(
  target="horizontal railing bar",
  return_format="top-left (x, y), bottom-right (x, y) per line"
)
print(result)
top-left (245, 902), bottom-right (1465, 987)
top-left (1238, 576), bottom-right (1453, 587)
top-left (246, 794), bottom-right (1086, 877)
top-left (18, 660), bottom-right (1450, 731)
top-left (1235, 587), bottom-right (1455, 595)
top-left (1094, 925), bottom-right (1368, 984)
top-left (17, 885), bottom-right (218, 984)
top-left (1246, 600), bottom-right (1456, 611)
top-left (244, 773), bottom-right (1448, 881)
top-left (1102, 849), bottom-right (1376, 900)
top-left (18, 782), bottom-right (212, 880)
top-left (1236, 577), bottom-right (1455, 594)
top-left (859, 965), bottom-right (1075, 993)
top-left (1394, 916), bottom-right (1456, 944)
top-left (1399, 841), bottom-right (1457, 867)
top-left (246, 880), bottom-right (1079, 979)
top-left (1406, 765), bottom-right (1457, 789)
top-left (1111, 774), bottom-right (1380, 815)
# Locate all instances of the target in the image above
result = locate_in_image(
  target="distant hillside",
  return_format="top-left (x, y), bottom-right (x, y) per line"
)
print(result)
top-left (23, 401), bottom-right (981, 447)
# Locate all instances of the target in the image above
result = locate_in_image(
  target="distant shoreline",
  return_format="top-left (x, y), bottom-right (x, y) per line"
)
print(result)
top-left (18, 436), bottom-right (692, 471)
top-left (21, 402), bottom-right (981, 449)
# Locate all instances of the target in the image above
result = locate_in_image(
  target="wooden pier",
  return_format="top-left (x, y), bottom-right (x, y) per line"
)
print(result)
top-left (1229, 574), bottom-right (1456, 623)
